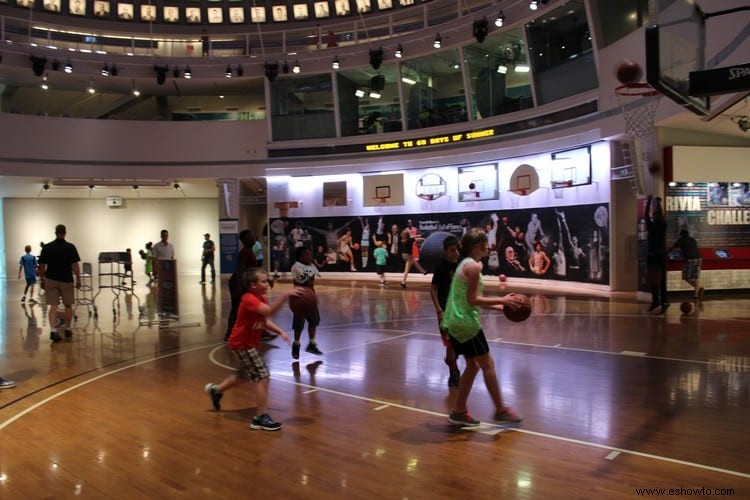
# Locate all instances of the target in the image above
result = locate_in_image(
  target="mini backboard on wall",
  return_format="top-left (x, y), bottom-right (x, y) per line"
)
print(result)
top-left (323, 181), bottom-right (348, 207)
top-left (416, 172), bottom-right (447, 201)
top-left (550, 145), bottom-right (592, 188)
top-left (363, 173), bottom-right (404, 206)
top-left (458, 163), bottom-right (498, 202)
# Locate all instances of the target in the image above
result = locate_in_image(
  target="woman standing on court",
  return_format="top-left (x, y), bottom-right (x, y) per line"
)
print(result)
top-left (441, 227), bottom-right (524, 426)
top-left (645, 195), bottom-right (669, 313)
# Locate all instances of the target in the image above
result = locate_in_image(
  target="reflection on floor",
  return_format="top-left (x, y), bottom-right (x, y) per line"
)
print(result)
top-left (1, 274), bottom-right (749, 496)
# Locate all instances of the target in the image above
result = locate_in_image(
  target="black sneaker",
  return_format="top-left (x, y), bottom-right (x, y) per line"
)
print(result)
top-left (292, 342), bottom-right (300, 360)
top-left (448, 369), bottom-right (460, 388)
top-left (305, 343), bottom-right (323, 355)
top-left (493, 407), bottom-right (523, 424)
top-left (50, 331), bottom-right (63, 343)
top-left (204, 383), bottom-right (223, 410)
top-left (21, 296), bottom-right (26, 302)
top-left (250, 413), bottom-right (282, 431)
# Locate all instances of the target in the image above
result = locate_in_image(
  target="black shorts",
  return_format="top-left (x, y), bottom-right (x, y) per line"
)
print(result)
top-left (292, 308), bottom-right (320, 331)
top-left (376, 264), bottom-right (386, 275)
top-left (449, 329), bottom-right (490, 359)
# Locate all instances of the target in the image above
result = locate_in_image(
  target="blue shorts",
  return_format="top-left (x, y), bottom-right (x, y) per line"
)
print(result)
top-left (25, 276), bottom-right (37, 286)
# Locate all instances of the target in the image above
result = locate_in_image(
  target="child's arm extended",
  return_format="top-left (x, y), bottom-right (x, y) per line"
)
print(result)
top-left (265, 318), bottom-right (291, 344)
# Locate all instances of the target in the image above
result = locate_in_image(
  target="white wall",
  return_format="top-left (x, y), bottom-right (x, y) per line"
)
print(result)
top-left (3, 198), bottom-right (219, 278)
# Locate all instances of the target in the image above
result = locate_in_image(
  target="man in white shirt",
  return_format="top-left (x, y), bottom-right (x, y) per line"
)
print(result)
top-left (152, 229), bottom-right (175, 260)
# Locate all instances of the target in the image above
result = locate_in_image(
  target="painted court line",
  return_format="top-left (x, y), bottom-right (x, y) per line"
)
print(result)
top-left (374, 404), bottom-right (391, 411)
top-left (606, 451), bottom-right (621, 460)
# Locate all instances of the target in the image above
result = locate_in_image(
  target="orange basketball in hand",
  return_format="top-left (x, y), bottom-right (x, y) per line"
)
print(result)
top-left (289, 287), bottom-right (318, 317)
top-left (352, 243), bottom-right (360, 250)
top-left (503, 294), bottom-right (532, 323)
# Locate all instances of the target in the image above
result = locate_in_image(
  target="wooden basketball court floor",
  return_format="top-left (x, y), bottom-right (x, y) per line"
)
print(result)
top-left (1, 275), bottom-right (748, 498)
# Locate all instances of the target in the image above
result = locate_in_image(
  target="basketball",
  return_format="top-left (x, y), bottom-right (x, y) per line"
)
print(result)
top-left (680, 301), bottom-right (694, 315)
top-left (289, 287), bottom-right (318, 317)
top-left (352, 243), bottom-right (360, 250)
top-left (503, 293), bottom-right (532, 322)
top-left (615, 59), bottom-right (643, 84)
top-left (499, 274), bottom-right (507, 282)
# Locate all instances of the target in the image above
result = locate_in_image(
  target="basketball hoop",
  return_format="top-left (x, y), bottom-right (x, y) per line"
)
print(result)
top-left (615, 83), bottom-right (661, 138)
top-left (509, 188), bottom-right (528, 196)
top-left (552, 187), bottom-right (564, 199)
top-left (274, 201), bottom-right (299, 218)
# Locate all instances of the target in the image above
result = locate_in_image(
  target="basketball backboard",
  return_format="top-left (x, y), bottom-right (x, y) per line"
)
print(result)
top-left (457, 164), bottom-right (498, 202)
top-left (550, 145), bottom-right (592, 188)
top-left (645, 0), bottom-right (710, 115)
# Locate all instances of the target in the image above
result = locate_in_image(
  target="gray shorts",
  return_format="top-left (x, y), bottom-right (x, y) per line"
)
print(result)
top-left (682, 258), bottom-right (701, 281)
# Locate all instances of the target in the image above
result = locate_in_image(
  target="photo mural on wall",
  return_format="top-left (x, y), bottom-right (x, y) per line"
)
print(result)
top-left (269, 202), bottom-right (610, 285)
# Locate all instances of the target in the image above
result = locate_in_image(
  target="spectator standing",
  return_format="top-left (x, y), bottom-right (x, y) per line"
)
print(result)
top-left (18, 245), bottom-right (39, 303)
top-left (201, 233), bottom-right (216, 284)
top-left (38, 224), bottom-right (81, 343)
top-left (645, 195), bottom-right (669, 313)
top-left (252, 237), bottom-right (265, 270)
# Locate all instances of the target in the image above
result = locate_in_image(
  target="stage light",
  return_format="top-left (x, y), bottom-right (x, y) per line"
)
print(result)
top-left (236, 64), bottom-right (243, 77)
top-left (529, 0), bottom-right (539, 11)
top-left (265, 62), bottom-right (279, 82)
top-left (282, 61), bottom-right (290, 74)
top-left (64, 60), bottom-right (73, 73)
top-left (495, 11), bottom-right (505, 27)
top-left (332, 56), bottom-right (340, 70)
top-left (369, 47), bottom-right (383, 70)
top-left (395, 44), bottom-right (403, 58)
top-left (225, 64), bottom-right (232, 78)
top-left (40, 75), bottom-right (49, 91)
top-left (184, 66), bottom-right (192, 79)
top-left (354, 89), bottom-right (365, 98)
top-left (433, 34), bottom-right (442, 49)
top-left (473, 17), bottom-right (489, 43)
top-left (110, 63), bottom-right (118, 76)
top-left (155, 65), bottom-right (168, 85)
top-left (292, 60), bottom-right (301, 74)
top-left (30, 56), bottom-right (47, 77)
top-left (101, 63), bottom-right (110, 76)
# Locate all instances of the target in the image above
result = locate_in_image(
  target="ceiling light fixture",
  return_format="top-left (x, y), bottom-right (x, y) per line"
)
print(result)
top-left (184, 66), bottom-right (192, 79)
top-left (292, 60), bottom-right (301, 74)
top-left (101, 63), bottom-right (110, 76)
top-left (369, 47), bottom-right (383, 70)
top-left (131, 80), bottom-right (140, 97)
top-left (473, 18), bottom-right (489, 43)
top-left (354, 88), bottom-right (365, 98)
top-left (495, 11), bottom-right (505, 28)
top-left (332, 56), bottom-right (340, 70)
top-left (530, 0), bottom-right (539, 11)
top-left (395, 44), bottom-right (403, 58)
top-left (64, 60), bottom-right (73, 73)
top-left (225, 64), bottom-right (233, 78)
top-left (433, 34), bottom-right (442, 49)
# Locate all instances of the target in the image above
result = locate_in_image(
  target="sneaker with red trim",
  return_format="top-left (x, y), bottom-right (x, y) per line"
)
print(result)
top-left (493, 406), bottom-right (523, 424)
top-left (448, 411), bottom-right (480, 426)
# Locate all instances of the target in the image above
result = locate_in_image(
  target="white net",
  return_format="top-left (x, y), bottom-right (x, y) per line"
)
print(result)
top-left (616, 83), bottom-right (662, 138)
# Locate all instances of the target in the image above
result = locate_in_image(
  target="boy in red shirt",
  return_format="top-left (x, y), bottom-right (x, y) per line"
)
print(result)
top-left (205, 268), bottom-right (300, 431)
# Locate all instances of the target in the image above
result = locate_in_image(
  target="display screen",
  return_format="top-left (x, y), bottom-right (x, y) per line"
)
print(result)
top-left (714, 249), bottom-right (730, 259)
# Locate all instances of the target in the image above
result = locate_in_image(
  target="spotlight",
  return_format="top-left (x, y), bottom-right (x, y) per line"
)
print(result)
top-left (184, 66), bottom-right (192, 79)
top-left (40, 75), bottom-right (49, 90)
top-left (64, 60), bottom-right (73, 74)
top-left (282, 61), bottom-right (290, 74)
top-left (30, 56), bottom-right (47, 77)
top-left (497, 64), bottom-right (508, 74)
top-left (132, 185), bottom-right (139, 190)
top-left (354, 89), bottom-right (365, 98)
top-left (292, 60), bottom-right (301, 74)
top-left (110, 63), bottom-right (118, 77)
top-left (433, 34), bottom-right (442, 49)
top-left (473, 17), bottom-right (489, 43)
top-left (395, 44), bottom-right (403, 58)
top-left (52, 59), bottom-right (60, 71)
top-left (172, 66), bottom-right (180, 78)
top-left (236, 64), bottom-right (243, 77)
top-left (332, 56), bottom-right (340, 70)
top-left (225, 65), bottom-right (233, 78)
top-left (369, 47), bottom-right (383, 70)
top-left (529, 0), bottom-right (539, 10)
top-left (495, 11), bottom-right (505, 28)
top-left (154, 65), bottom-right (168, 85)
top-left (173, 182), bottom-right (181, 190)
top-left (43, 182), bottom-right (50, 191)
top-left (88, 184), bottom-right (95, 190)
top-left (265, 62), bottom-right (279, 81)
top-left (101, 63), bottom-right (110, 76)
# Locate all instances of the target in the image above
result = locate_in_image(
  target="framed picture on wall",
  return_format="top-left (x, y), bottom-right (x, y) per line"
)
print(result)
top-left (377, 0), bottom-right (393, 9)
top-left (250, 6), bottom-right (266, 22)
top-left (335, 0), bottom-right (350, 16)
top-left (272, 5), bottom-right (288, 21)
top-left (141, 4), bottom-right (156, 21)
top-left (356, 0), bottom-right (371, 13)
top-left (69, 0), bottom-right (85, 15)
top-left (293, 3), bottom-right (309, 20)
top-left (163, 6), bottom-right (179, 22)
top-left (44, 0), bottom-right (61, 11)
top-left (207, 6), bottom-right (223, 23)
top-left (117, 3), bottom-right (134, 20)
top-left (93, 0), bottom-right (109, 17)
top-left (314, 1), bottom-right (330, 18)
top-left (229, 6), bottom-right (244, 22)
top-left (186, 6), bottom-right (201, 23)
